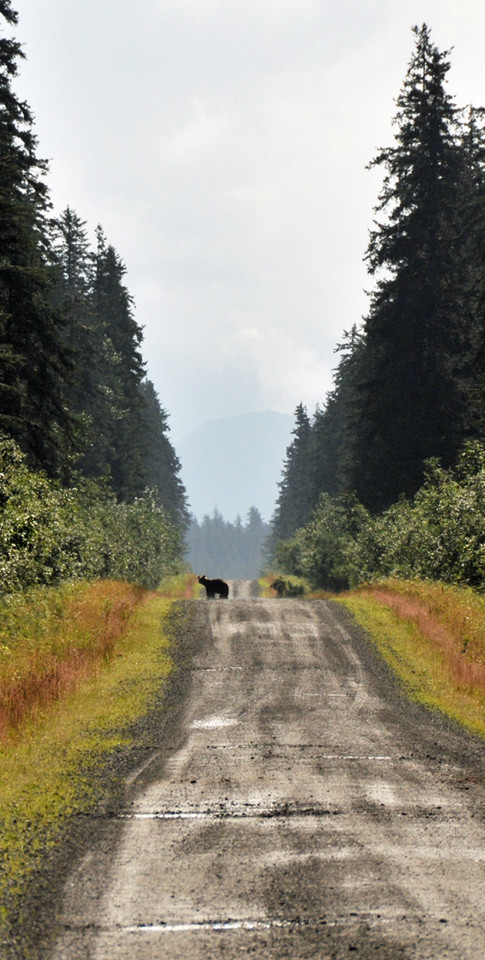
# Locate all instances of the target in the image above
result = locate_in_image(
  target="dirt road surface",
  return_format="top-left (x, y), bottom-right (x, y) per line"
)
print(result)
top-left (49, 582), bottom-right (485, 959)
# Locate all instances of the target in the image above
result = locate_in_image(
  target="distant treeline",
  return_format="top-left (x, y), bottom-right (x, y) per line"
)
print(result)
top-left (186, 508), bottom-right (270, 580)
top-left (0, 3), bottom-right (187, 591)
top-left (270, 26), bottom-right (485, 590)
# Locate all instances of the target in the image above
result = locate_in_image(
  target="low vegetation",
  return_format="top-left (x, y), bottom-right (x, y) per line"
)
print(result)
top-left (0, 580), bottom-right (146, 739)
top-left (0, 436), bottom-right (182, 595)
top-left (259, 575), bottom-right (276, 597)
top-left (0, 573), bottom-right (198, 942)
top-left (269, 575), bottom-right (308, 597)
top-left (337, 579), bottom-right (485, 739)
top-left (274, 442), bottom-right (485, 594)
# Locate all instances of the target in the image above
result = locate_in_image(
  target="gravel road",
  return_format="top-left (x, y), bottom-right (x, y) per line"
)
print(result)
top-left (48, 583), bottom-right (485, 959)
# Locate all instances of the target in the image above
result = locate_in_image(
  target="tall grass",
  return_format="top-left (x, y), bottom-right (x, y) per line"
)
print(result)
top-left (0, 573), bottom-right (197, 943)
top-left (0, 581), bottom-right (146, 740)
top-left (338, 579), bottom-right (485, 737)
top-left (368, 580), bottom-right (485, 690)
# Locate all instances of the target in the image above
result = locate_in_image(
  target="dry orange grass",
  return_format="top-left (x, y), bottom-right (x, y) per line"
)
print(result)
top-left (364, 581), bottom-right (485, 693)
top-left (338, 579), bottom-right (485, 738)
top-left (157, 571), bottom-right (200, 599)
top-left (0, 580), bottom-right (147, 740)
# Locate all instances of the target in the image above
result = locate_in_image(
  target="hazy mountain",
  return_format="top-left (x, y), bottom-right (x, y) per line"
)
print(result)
top-left (178, 410), bottom-right (293, 522)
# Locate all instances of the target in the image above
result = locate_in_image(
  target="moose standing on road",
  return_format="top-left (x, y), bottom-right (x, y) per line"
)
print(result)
top-left (198, 575), bottom-right (229, 599)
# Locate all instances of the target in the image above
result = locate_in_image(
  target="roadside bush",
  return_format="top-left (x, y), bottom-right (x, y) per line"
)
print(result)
top-left (275, 493), bottom-right (371, 591)
top-left (270, 575), bottom-right (307, 597)
top-left (364, 446), bottom-right (485, 587)
top-left (89, 491), bottom-right (181, 589)
top-left (273, 441), bottom-right (485, 592)
top-left (405, 449), bottom-right (485, 585)
top-left (0, 437), bottom-right (181, 595)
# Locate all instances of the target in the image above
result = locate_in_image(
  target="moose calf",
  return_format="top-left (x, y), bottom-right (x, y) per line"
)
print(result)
top-left (198, 575), bottom-right (229, 599)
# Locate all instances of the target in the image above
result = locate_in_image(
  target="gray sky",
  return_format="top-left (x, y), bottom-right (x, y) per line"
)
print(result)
top-left (13, 0), bottom-right (485, 443)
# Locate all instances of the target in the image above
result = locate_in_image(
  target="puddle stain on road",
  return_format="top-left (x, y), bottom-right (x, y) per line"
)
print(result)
top-left (122, 915), bottom-right (399, 934)
top-left (191, 716), bottom-right (239, 729)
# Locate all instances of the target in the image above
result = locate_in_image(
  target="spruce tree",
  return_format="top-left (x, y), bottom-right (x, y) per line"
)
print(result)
top-left (50, 207), bottom-right (107, 467)
top-left (457, 108), bottom-right (485, 433)
top-left (270, 404), bottom-right (313, 548)
top-left (185, 507), bottom-right (270, 578)
top-left (0, 2), bottom-right (71, 473)
top-left (244, 506), bottom-right (268, 578)
top-left (139, 378), bottom-right (189, 526)
top-left (352, 25), bottom-right (468, 510)
top-left (90, 228), bottom-right (146, 500)
top-left (310, 325), bottom-right (365, 502)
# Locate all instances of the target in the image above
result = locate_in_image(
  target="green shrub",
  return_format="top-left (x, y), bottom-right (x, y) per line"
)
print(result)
top-left (273, 441), bottom-right (485, 592)
top-left (270, 575), bottom-right (307, 597)
top-left (275, 493), bottom-right (371, 591)
top-left (0, 437), bottom-right (181, 595)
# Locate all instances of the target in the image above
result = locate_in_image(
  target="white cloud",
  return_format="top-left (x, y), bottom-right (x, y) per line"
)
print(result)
top-left (225, 323), bottom-right (333, 412)
top-left (160, 97), bottom-right (234, 166)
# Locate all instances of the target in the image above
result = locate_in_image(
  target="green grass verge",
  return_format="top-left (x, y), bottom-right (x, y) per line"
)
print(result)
top-left (258, 575), bottom-right (274, 597)
top-left (0, 573), bottom-right (195, 938)
top-left (337, 585), bottom-right (485, 739)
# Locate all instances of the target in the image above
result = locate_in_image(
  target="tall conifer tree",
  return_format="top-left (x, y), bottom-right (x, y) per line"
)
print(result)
top-left (139, 378), bottom-right (189, 526)
top-left (310, 325), bottom-right (365, 502)
top-left (270, 404), bottom-right (313, 547)
top-left (457, 108), bottom-right (485, 433)
top-left (0, 2), bottom-right (71, 472)
top-left (351, 25), bottom-right (467, 510)
top-left (50, 207), bottom-right (104, 459)
top-left (91, 228), bottom-right (146, 500)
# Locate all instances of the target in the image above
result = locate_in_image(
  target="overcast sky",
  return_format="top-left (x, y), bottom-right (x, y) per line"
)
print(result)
top-left (12, 0), bottom-right (485, 443)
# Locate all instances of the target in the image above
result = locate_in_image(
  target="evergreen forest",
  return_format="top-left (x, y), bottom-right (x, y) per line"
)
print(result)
top-left (186, 507), bottom-right (270, 580)
top-left (0, 1), bottom-right (188, 592)
top-left (270, 25), bottom-right (485, 592)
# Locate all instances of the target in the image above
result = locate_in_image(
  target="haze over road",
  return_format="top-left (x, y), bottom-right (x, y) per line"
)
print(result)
top-left (51, 582), bottom-right (485, 959)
